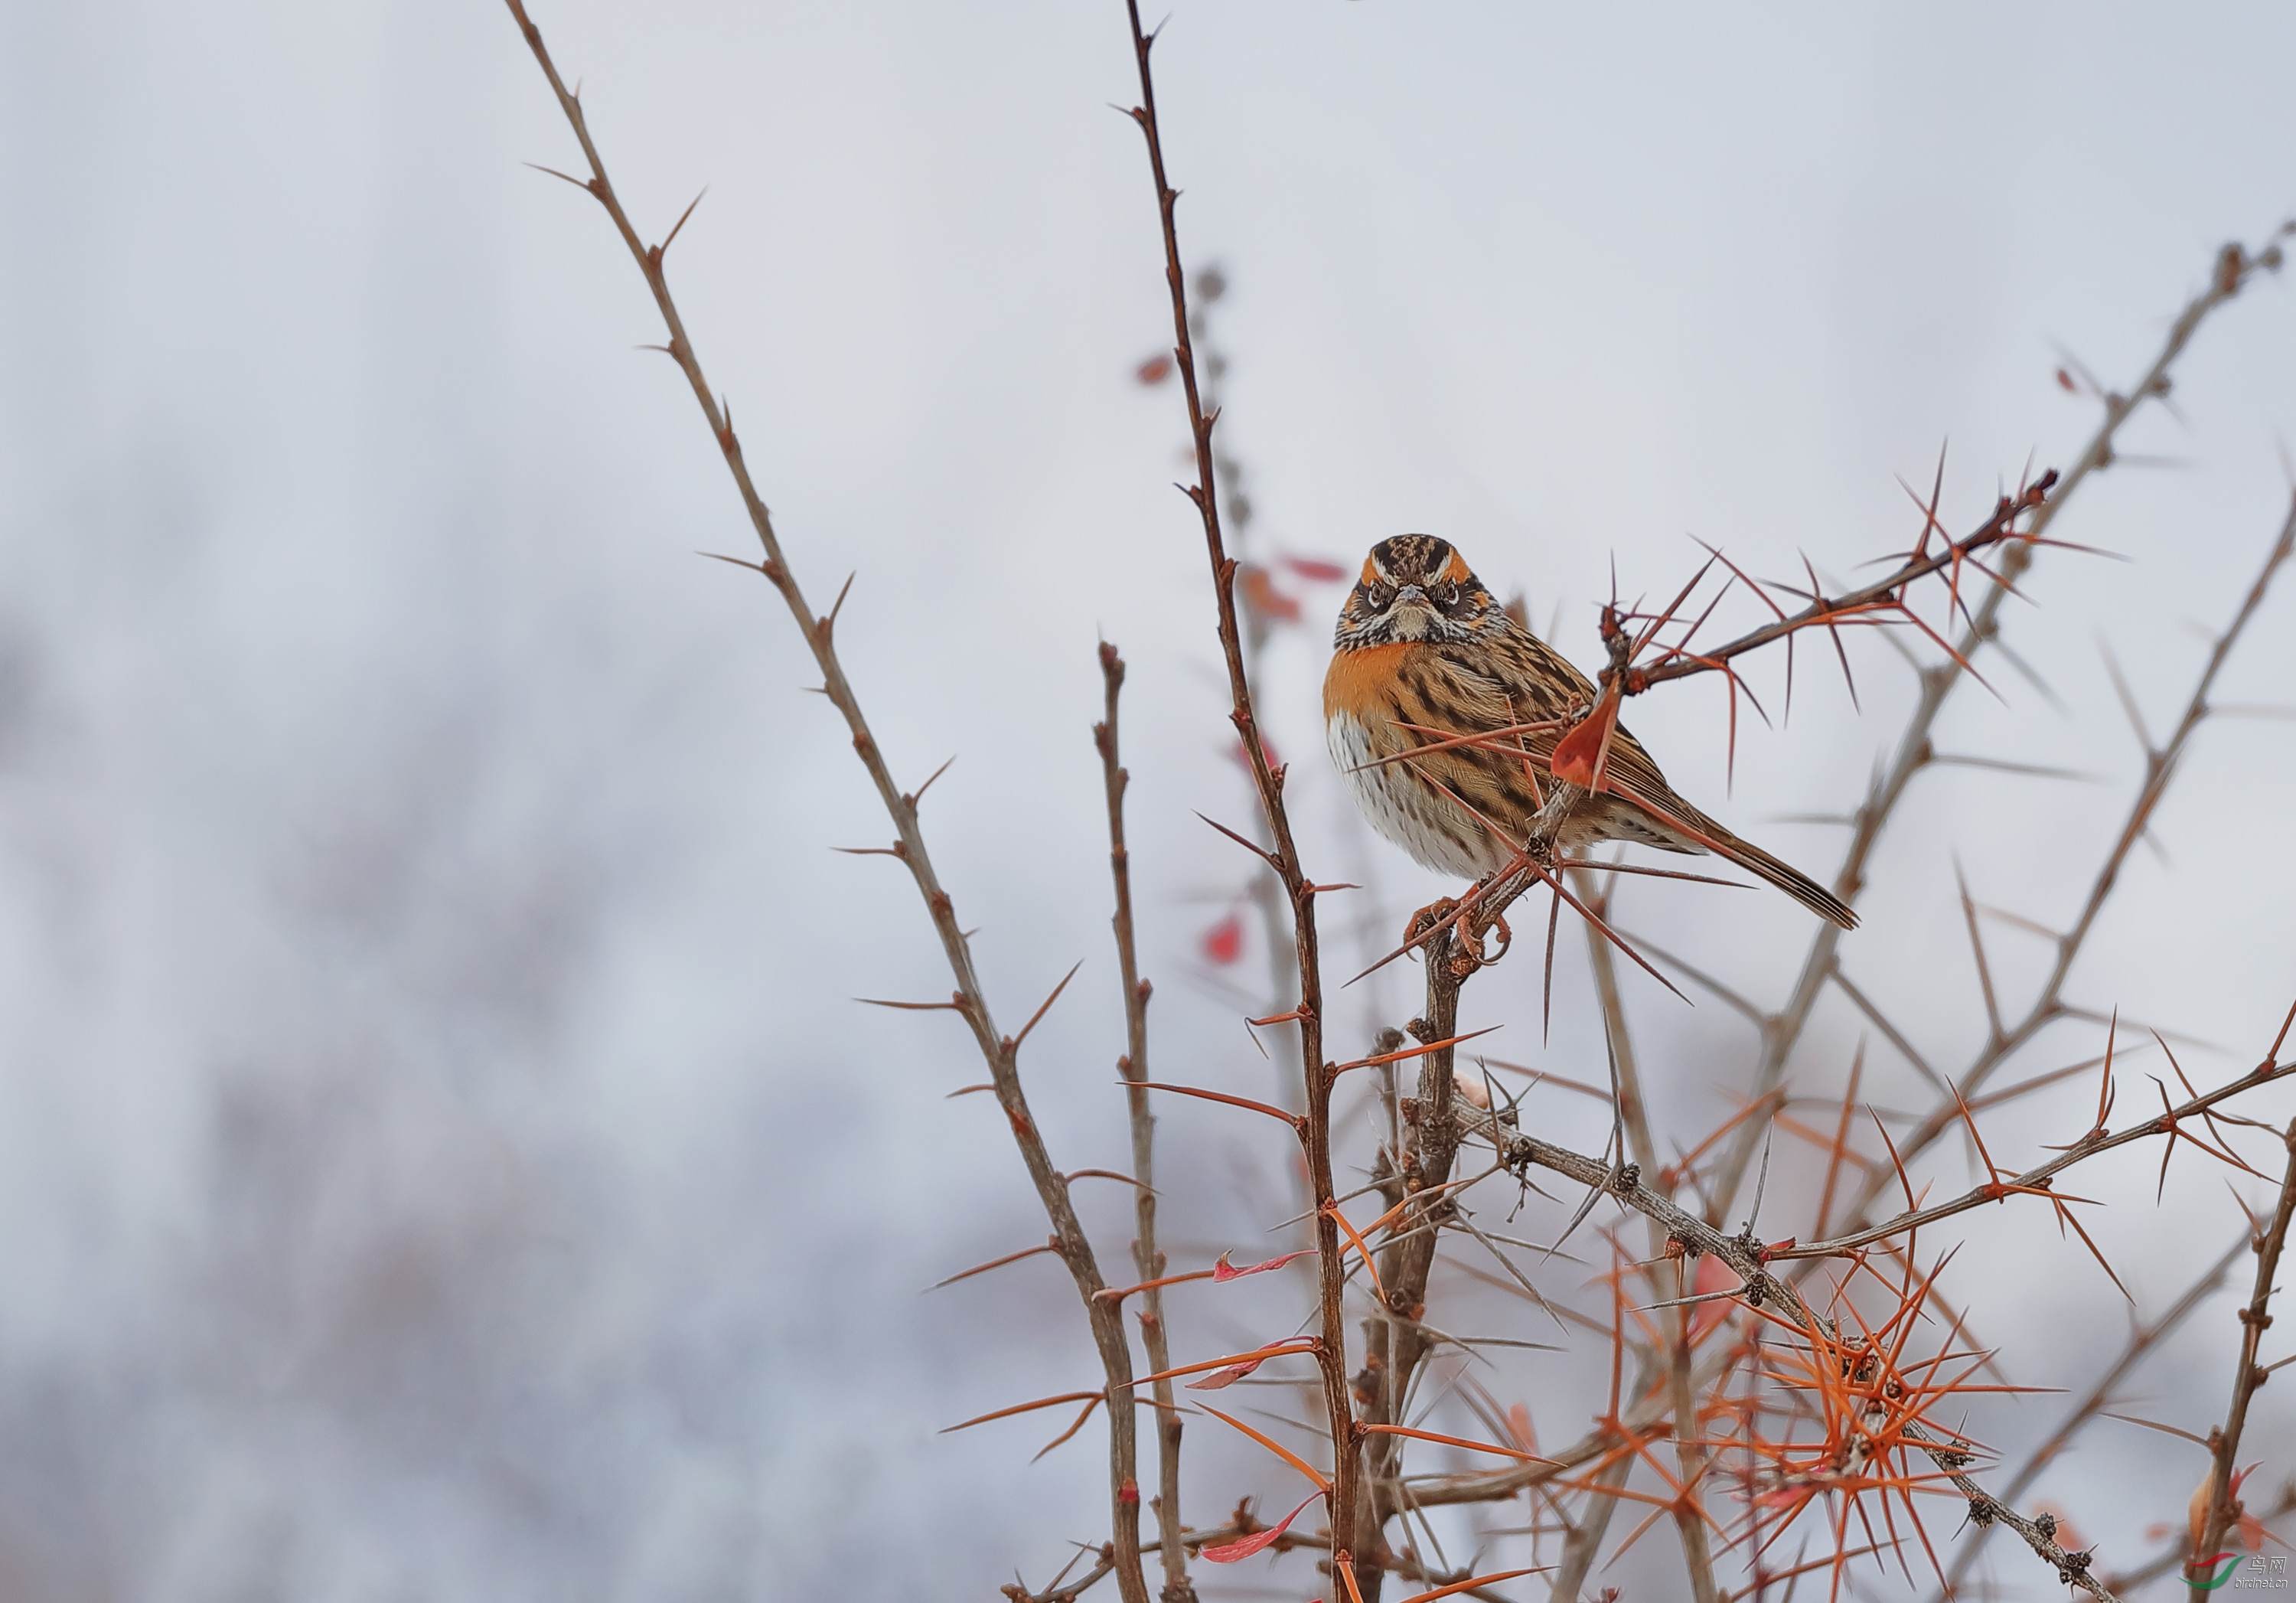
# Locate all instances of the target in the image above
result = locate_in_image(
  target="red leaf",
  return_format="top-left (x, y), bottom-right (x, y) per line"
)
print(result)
top-left (2054, 367), bottom-right (2076, 392)
top-left (1212, 1247), bottom-right (1316, 1281)
top-left (1240, 565), bottom-right (1303, 624)
top-left (1548, 689), bottom-right (1618, 788)
top-left (1137, 354), bottom-right (1172, 385)
top-left (1186, 1357), bottom-right (1264, 1390)
top-left (1202, 1493), bottom-right (1322, 1563)
top-left (1505, 1402), bottom-right (1537, 1454)
top-left (1281, 554), bottom-right (1349, 583)
top-left (1202, 913), bottom-right (1244, 965)
top-left (1228, 735), bottom-right (1282, 773)
top-left (1689, 1252), bottom-right (1742, 1342)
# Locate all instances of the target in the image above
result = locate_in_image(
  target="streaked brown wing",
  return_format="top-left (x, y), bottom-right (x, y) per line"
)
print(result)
top-left (1477, 624), bottom-right (1710, 834)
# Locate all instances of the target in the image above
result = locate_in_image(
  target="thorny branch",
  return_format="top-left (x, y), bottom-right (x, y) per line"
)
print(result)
top-left (1453, 1102), bottom-right (2129, 1599)
top-left (1606, 471), bottom-right (2056, 694)
top-left (1119, 0), bottom-right (1362, 1572)
top-left (505, 5), bottom-right (2296, 1591)
top-left (503, 7), bottom-right (1152, 1598)
top-left (2200, 1119), bottom-right (2296, 1568)
top-left (1773, 1052), bottom-right (2296, 1261)
top-left (1575, 872), bottom-right (1720, 1603)
top-left (1390, 478), bottom-right (2296, 1588)
top-left (1096, 645), bottom-right (1197, 1603)
top-left (1705, 225), bottom-right (2292, 1227)
top-left (1791, 490), bottom-right (2296, 1250)
top-left (1936, 1232), bottom-right (2247, 1596)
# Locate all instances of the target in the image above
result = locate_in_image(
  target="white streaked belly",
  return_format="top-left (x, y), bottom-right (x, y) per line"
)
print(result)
top-left (1326, 711), bottom-right (1502, 881)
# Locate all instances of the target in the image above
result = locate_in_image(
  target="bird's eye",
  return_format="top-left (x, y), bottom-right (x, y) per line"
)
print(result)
top-left (1436, 582), bottom-right (1461, 607)
top-left (1367, 583), bottom-right (1395, 609)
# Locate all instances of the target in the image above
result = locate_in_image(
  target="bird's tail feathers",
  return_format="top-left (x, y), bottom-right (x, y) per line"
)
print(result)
top-left (1710, 831), bottom-right (1859, 930)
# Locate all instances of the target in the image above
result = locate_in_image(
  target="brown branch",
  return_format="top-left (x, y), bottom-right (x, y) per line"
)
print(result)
top-left (1772, 1053), bottom-right (2296, 1260)
top-left (2200, 1119), bottom-right (2296, 1565)
top-left (1006, 1546), bottom-right (1117, 1603)
top-left (1096, 644), bottom-right (1197, 1603)
top-left (1165, 1513), bottom-right (1524, 1603)
top-left (1189, 277), bottom-right (1305, 1119)
top-left (1704, 227), bottom-right (2292, 1226)
top-left (1434, 1105), bottom-right (2126, 1598)
top-left (1356, 948), bottom-right (1473, 1598)
top-left (1935, 1231), bottom-right (2245, 1598)
top-left (1117, 0), bottom-right (1359, 1567)
top-left (1546, 1448), bottom-right (1636, 1603)
top-left (1355, 795), bottom-right (1596, 1595)
top-left (1797, 493), bottom-right (2296, 1246)
top-left (1621, 472), bottom-right (2056, 692)
top-left (1563, 867), bottom-right (1719, 1601)
top-left (503, 8), bottom-right (1147, 1597)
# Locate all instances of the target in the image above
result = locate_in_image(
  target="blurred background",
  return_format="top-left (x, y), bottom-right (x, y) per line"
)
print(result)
top-left (1, 1), bottom-right (2293, 1597)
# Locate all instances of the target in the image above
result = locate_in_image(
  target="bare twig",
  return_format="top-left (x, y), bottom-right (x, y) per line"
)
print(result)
top-left (1771, 1054), bottom-right (2294, 1260)
top-left (1936, 1232), bottom-right (2245, 1597)
top-left (1707, 228), bottom-right (2292, 1226)
top-left (1451, 1103), bottom-right (2127, 1599)
top-left (1573, 867), bottom-right (1718, 1603)
top-left (1616, 472), bottom-right (2056, 693)
top-left (504, 8), bottom-right (1148, 1596)
top-left (1097, 645), bottom-right (1197, 1603)
top-left (2200, 1119), bottom-right (2296, 1565)
top-left (1803, 494), bottom-right (2296, 1245)
top-left (1547, 1451), bottom-right (1635, 1603)
top-left (1118, 1), bottom-right (1359, 1565)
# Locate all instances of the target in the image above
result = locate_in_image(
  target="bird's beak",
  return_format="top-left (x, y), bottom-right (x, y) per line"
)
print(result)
top-left (1392, 584), bottom-right (1426, 606)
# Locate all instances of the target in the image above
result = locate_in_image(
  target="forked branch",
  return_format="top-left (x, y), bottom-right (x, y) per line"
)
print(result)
top-left (1096, 644), bottom-right (1196, 1603)
top-left (1117, 0), bottom-right (1361, 1571)
top-left (1706, 226), bottom-right (2292, 1224)
top-left (504, 6), bottom-right (1150, 1597)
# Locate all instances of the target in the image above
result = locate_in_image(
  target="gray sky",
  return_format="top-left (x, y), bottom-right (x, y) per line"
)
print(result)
top-left (1, 2), bottom-right (2293, 1598)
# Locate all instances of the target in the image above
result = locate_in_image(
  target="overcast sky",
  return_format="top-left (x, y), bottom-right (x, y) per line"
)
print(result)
top-left (2, 2), bottom-right (2294, 1598)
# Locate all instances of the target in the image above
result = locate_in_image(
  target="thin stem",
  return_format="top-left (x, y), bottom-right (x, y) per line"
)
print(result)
top-left (1448, 1104), bottom-right (2127, 1599)
top-left (1802, 495), bottom-right (2296, 1246)
top-left (1706, 228), bottom-right (2291, 1226)
top-left (1574, 868), bottom-right (1719, 1603)
top-left (504, 7), bottom-right (1148, 1596)
top-left (1118, 1), bottom-right (1358, 1564)
top-left (1097, 645), bottom-right (1197, 1603)
top-left (1547, 1450), bottom-right (1635, 1603)
top-left (1935, 1232), bottom-right (2245, 1597)
top-left (2200, 1119), bottom-right (2296, 1565)
top-left (1773, 1052), bottom-right (2296, 1260)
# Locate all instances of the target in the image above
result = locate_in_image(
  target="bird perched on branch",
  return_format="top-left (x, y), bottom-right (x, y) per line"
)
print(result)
top-left (1322, 534), bottom-right (1856, 929)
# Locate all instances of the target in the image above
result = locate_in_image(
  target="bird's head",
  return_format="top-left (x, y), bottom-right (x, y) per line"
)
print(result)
top-left (1333, 534), bottom-right (1505, 648)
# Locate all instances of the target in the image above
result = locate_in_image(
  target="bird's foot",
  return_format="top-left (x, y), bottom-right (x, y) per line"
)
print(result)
top-left (1404, 896), bottom-right (1463, 952)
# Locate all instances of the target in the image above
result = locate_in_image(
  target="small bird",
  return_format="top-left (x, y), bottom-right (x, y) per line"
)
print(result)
top-left (1322, 534), bottom-right (1856, 929)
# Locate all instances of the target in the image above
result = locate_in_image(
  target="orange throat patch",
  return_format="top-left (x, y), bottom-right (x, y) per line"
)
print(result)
top-left (1322, 642), bottom-right (1416, 724)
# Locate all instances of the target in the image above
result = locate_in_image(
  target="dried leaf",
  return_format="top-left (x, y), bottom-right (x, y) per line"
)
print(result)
top-left (1689, 1253), bottom-right (1743, 1343)
top-left (1201, 1492), bottom-right (1321, 1563)
top-left (1212, 1248), bottom-right (1317, 1281)
top-left (1185, 1357), bottom-right (1264, 1390)
top-left (1203, 912), bottom-right (1244, 965)
top-left (1505, 1402), bottom-right (1537, 1454)
top-left (1240, 565), bottom-right (1303, 624)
